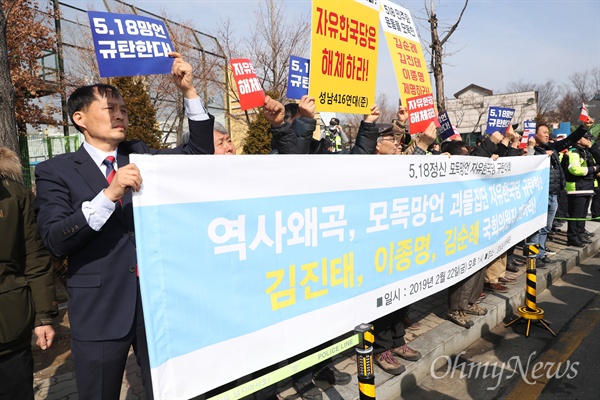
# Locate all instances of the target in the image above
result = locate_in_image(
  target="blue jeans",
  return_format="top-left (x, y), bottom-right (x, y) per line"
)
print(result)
top-left (528, 193), bottom-right (558, 258)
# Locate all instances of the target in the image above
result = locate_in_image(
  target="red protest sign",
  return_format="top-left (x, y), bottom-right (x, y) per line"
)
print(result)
top-left (579, 102), bottom-right (589, 122)
top-left (230, 58), bottom-right (265, 110)
top-left (406, 93), bottom-right (439, 134)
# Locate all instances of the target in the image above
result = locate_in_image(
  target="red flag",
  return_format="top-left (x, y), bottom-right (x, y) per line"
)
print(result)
top-left (579, 102), bottom-right (589, 122)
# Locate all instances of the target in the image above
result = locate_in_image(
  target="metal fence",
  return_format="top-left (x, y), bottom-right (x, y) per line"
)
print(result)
top-left (25, 134), bottom-right (81, 187)
top-left (55, 0), bottom-right (229, 137)
top-left (20, 0), bottom-right (229, 185)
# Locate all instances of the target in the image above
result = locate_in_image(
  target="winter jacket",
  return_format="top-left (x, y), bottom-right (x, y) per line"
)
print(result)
top-left (270, 116), bottom-right (316, 154)
top-left (470, 136), bottom-right (500, 158)
top-left (589, 140), bottom-right (600, 189)
top-left (350, 120), bottom-right (379, 154)
top-left (470, 135), bottom-right (523, 158)
top-left (531, 125), bottom-right (588, 195)
top-left (564, 145), bottom-right (598, 195)
top-left (0, 176), bottom-right (57, 356)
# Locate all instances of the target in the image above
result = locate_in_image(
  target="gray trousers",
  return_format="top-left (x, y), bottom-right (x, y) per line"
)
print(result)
top-left (448, 268), bottom-right (485, 311)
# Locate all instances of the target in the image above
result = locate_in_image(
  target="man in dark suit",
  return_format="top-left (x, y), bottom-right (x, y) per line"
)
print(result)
top-left (33, 53), bottom-right (214, 399)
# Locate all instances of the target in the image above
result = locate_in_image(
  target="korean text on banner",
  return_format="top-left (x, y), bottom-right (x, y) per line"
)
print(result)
top-left (88, 11), bottom-right (174, 78)
top-left (379, 0), bottom-right (432, 105)
top-left (438, 110), bottom-right (455, 141)
top-left (131, 154), bottom-right (550, 399)
top-left (406, 93), bottom-right (440, 134)
top-left (520, 120), bottom-right (536, 148)
top-left (287, 56), bottom-right (310, 100)
top-left (230, 58), bottom-right (266, 111)
top-left (486, 106), bottom-right (515, 134)
top-left (309, 0), bottom-right (379, 113)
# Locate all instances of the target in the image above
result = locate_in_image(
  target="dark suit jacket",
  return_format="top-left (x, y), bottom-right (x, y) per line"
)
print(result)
top-left (34, 117), bottom-right (214, 341)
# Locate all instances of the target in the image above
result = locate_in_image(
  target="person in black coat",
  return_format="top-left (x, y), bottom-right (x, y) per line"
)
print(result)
top-left (526, 119), bottom-right (594, 264)
top-left (263, 96), bottom-right (379, 156)
top-left (0, 147), bottom-right (58, 400)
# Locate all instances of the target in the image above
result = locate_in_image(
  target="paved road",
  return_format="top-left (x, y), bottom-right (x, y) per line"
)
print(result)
top-left (401, 252), bottom-right (600, 400)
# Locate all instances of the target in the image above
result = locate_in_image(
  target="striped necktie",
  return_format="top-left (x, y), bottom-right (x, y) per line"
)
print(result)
top-left (103, 156), bottom-right (116, 183)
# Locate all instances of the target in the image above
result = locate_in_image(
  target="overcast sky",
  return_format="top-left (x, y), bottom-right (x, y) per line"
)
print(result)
top-left (72, 0), bottom-right (600, 101)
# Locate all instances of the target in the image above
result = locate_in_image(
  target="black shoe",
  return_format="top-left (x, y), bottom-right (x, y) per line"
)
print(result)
top-left (293, 380), bottom-right (323, 400)
top-left (313, 366), bottom-right (351, 385)
top-left (512, 259), bottom-right (525, 266)
top-left (579, 237), bottom-right (592, 244)
top-left (535, 259), bottom-right (547, 269)
top-left (506, 263), bottom-right (519, 273)
top-left (540, 256), bottom-right (557, 264)
top-left (567, 240), bottom-right (586, 248)
top-left (584, 230), bottom-right (596, 237)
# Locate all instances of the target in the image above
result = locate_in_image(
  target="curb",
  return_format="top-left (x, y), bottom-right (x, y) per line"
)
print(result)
top-left (373, 228), bottom-right (600, 400)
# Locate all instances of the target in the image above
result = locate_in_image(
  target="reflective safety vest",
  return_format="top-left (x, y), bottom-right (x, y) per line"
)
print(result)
top-left (326, 130), bottom-right (343, 153)
top-left (564, 146), bottom-right (597, 194)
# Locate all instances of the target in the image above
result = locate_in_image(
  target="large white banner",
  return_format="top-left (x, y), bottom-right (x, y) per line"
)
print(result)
top-left (131, 154), bottom-right (549, 399)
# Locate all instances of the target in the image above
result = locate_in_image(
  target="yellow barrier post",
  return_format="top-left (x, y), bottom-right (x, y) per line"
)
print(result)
top-left (355, 323), bottom-right (376, 400)
top-left (505, 243), bottom-right (556, 337)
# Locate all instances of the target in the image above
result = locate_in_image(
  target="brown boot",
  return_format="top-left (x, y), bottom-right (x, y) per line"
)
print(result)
top-left (499, 276), bottom-right (517, 285)
top-left (391, 344), bottom-right (422, 361)
top-left (374, 350), bottom-right (406, 375)
top-left (484, 282), bottom-right (509, 293)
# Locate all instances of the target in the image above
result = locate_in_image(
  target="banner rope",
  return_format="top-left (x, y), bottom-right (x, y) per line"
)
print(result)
top-left (554, 216), bottom-right (600, 221)
top-left (207, 334), bottom-right (361, 400)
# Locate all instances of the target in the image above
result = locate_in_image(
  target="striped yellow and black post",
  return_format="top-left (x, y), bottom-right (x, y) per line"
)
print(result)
top-left (355, 323), bottom-right (376, 400)
top-left (505, 243), bottom-right (556, 337)
top-left (525, 243), bottom-right (539, 312)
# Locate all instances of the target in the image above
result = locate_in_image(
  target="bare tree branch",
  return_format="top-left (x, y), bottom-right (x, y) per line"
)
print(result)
top-left (426, 0), bottom-right (469, 112)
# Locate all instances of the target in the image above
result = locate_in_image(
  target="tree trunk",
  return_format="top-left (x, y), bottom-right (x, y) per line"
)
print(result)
top-left (429, 13), bottom-right (446, 112)
top-left (0, 6), bottom-right (18, 153)
top-left (427, 0), bottom-right (469, 114)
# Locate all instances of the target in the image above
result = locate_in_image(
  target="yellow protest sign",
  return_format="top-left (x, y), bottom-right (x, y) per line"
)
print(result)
top-left (379, 0), bottom-right (432, 103)
top-left (309, 0), bottom-right (379, 113)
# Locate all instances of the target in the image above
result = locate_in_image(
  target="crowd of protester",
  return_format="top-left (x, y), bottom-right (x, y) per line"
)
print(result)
top-left (1, 50), bottom-right (596, 400)
top-left (256, 93), bottom-right (596, 399)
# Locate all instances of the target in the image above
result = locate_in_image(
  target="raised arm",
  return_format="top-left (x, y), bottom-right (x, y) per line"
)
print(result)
top-left (169, 52), bottom-right (214, 154)
top-left (351, 104), bottom-right (380, 154)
